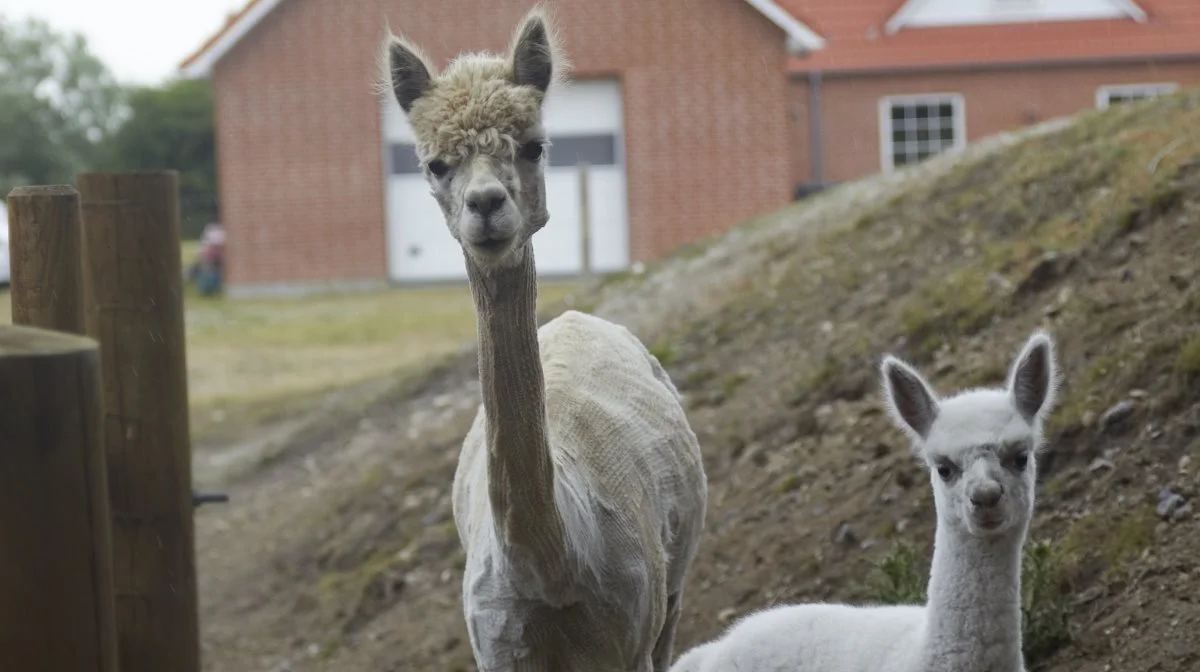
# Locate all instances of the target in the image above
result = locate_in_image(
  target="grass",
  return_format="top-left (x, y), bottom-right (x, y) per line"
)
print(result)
top-left (867, 537), bottom-right (1075, 666)
top-left (1, 243), bottom-right (579, 443)
top-left (1175, 335), bottom-right (1200, 378)
top-left (1061, 507), bottom-right (1157, 573)
top-left (865, 539), bottom-right (927, 605)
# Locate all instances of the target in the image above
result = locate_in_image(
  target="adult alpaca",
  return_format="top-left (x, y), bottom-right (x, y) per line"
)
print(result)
top-left (671, 330), bottom-right (1060, 672)
top-left (381, 7), bottom-right (707, 671)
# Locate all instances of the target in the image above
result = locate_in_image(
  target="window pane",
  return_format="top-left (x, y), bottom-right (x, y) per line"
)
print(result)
top-left (547, 134), bottom-right (618, 167)
top-left (390, 143), bottom-right (423, 175)
top-left (888, 96), bottom-right (961, 168)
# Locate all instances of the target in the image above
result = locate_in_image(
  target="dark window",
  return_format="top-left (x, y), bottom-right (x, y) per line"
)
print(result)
top-left (885, 97), bottom-right (960, 169)
top-left (390, 143), bottom-right (423, 175)
top-left (388, 134), bottom-right (619, 175)
top-left (548, 134), bottom-right (618, 167)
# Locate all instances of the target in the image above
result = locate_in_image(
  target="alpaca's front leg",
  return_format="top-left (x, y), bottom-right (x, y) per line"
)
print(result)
top-left (651, 592), bottom-right (683, 672)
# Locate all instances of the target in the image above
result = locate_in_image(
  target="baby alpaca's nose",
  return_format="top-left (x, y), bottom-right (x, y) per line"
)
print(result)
top-left (970, 482), bottom-right (1003, 509)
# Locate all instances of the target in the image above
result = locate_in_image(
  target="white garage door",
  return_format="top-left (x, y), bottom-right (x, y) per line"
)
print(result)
top-left (382, 78), bottom-right (630, 282)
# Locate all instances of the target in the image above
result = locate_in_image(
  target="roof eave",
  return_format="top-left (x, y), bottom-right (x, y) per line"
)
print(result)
top-left (177, 0), bottom-right (285, 79)
top-left (743, 0), bottom-right (826, 51)
top-left (885, 0), bottom-right (1149, 35)
top-left (179, 0), bottom-right (826, 78)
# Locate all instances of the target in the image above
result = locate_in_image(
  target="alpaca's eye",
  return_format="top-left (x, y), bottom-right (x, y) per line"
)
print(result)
top-left (936, 463), bottom-right (957, 481)
top-left (427, 159), bottom-right (451, 178)
top-left (519, 141), bottom-right (544, 162)
top-left (1011, 453), bottom-right (1029, 471)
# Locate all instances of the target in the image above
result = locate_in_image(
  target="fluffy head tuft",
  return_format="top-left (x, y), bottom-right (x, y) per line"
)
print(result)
top-left (375, 4), bottom-right (573, 270)
top-left (378, 4), bottom-right (569, 162)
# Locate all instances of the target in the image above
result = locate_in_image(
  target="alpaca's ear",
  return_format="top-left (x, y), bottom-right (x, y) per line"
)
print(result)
top-left (384, 34), bottom-right (434, 113)
top-left (881, 355), bottom-right (940, 441)
top-left (1008, 330), bottom-right (1058, 425)
top-left (509, 6), bottom-right (557, 93)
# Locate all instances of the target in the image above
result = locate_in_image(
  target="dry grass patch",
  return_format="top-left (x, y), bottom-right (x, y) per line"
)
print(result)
top-left (0, 270), bottom-right (577, 443)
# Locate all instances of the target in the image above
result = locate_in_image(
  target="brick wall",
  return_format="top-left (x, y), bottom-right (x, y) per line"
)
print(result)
top-left (211, 0), bottom-right (794, 288)
top-left (790, 60), bottom-right (1200, 185)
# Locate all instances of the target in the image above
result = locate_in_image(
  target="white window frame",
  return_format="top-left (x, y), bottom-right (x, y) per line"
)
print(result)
top-left (878, 93), bottom-right (967, 173)
top-left (1095, 82), bottom-right (1179, 110)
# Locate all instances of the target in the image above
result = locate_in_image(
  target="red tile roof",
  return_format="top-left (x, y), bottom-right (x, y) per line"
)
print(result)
top-left (781, 0), bottom-right (1200, 72)
top-left (182, 0), bottom-right (1198, 77)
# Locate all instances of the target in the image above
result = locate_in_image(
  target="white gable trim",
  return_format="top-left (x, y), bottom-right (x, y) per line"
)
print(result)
top-left (180, 0), bottom-right (824, 77)
top-left (181, 0), bottom-right (286, 78)
top-left (741, 0), bottom-right (826, 52)
top-left (885, 0), bottom-right (1147, 35)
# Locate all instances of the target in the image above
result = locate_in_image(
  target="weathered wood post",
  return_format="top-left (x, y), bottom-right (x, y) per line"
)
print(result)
top-left (577, 162), bottom-right (592, 281)
top-left (6, 185), bottom-right (86, 334)
top-left (0, 325), bottom-right (119, 672)
top-left (76, 171), bottom-right (200, 672)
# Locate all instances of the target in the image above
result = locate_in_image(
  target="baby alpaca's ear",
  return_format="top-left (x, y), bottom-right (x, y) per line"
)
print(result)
top-left (881, 355), bottom-right (940, 441)
top-left (1008, 330), bottom-right (1059, 425)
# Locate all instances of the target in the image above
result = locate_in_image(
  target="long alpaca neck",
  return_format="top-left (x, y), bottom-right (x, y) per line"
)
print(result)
top-left (466, 246), bottom-right (568, 574)
top-left (920, 519), bottom-right (1026, 672)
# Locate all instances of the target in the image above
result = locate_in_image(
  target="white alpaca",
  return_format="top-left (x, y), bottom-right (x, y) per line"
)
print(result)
top-left (381, 7), bottom-right (707, 671)
top-left (671, 330), bottom-right (1060, 672)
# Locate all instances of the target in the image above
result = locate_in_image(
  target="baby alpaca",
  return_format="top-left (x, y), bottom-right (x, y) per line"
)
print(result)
top-left (381, 6), bottom-right (707, 671)
top-left (671, 330), bottom-right (1060, 672)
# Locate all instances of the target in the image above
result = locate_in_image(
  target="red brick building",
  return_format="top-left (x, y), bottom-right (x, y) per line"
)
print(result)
top-left (180, 0), bottom-right (1200, 294)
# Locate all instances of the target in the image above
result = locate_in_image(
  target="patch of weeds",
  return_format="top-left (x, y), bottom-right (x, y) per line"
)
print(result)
top-left (789, 353), bottom-right (845, 406)
top-left (722, 372), bottom-right (748, 397)
top-left (1021, 539), bottom-right (1074, 665)
top-left (873, 520), bottom-right (899, 539)
top-left (776, 473), bottom-right (802, 494)
top-left (1047, 352), bottom-right (1125, 433)
top-left (1062, 508), bottom-right (1156, 573)
top-left (1039, 472), bottom-right (1072, 499)
top-left (961, 359), bottom-right (1007, 389)
top-left (852, 213), bottom-right (876, 231)
top-left (1174, 335), bottom-right (1200, 377)
top-left (901, 266), bottom-right (1000, 360)
top-left (811, 353), bottom-right (845, 390)
top-left (867, 537), bottom-right (1075, 665)
top-left (685, 367), bottom-right (717, 388)
top-left (648, 339), bottom-right (678, 366)
top-left (866, 540), bottom-right (927, 605)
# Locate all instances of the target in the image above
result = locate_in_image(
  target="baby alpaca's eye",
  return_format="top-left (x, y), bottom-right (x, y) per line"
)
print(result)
top-left (427, 159), bottom-right (451, 178)
top-left (1010, 453), bottom-right (1029, 472)
top-left (936, 462), bottom-right (958, 481)
top-left (519, 140), bottom-right (544, 162)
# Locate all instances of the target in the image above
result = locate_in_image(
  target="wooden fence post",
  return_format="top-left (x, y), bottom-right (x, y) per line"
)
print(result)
top-left (76, 171), bottom-right (199, 672)
top-left (6, 185), bottom-right (86, 334)
top-left (0, 324), bottom-right (119, 672)
top-left (577, 162), bottom-right (592, 282)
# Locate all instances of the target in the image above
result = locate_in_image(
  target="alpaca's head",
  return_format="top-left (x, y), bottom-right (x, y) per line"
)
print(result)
top-left (381, 5), bottom-right (564, 270)
top-left (881, 330), bottom-right (1059, 539)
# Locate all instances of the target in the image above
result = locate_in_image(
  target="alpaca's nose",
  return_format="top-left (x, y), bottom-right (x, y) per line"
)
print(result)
top-left (466, 185), bottom-right (508, 218)
top-left (970, 482), bottom-right (1004, 509)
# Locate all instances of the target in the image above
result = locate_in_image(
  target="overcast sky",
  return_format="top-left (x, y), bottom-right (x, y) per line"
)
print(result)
top-left (1, 0), bottom-right (246, 84)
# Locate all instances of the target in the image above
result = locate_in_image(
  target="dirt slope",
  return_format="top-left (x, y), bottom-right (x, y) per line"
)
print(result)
top-left (195, 93), bottom-right (1200, 672)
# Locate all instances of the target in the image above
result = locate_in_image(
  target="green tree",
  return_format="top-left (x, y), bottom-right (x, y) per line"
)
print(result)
top-left (102, 77), bottom-right (217, 239)
top-left (0, 15), bottom-right (124, 196)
